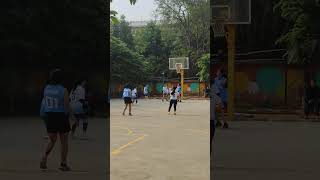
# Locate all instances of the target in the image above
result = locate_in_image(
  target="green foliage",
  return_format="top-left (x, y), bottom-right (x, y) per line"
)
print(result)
top-left (197, 53), bottom-right (210, 82)
top-left (110, 36), bottom-right (145, 83)
top-left (155, 0), bottom-right (210, 75)
top-left (110, 0), bottom-right (210, 83)
top-left (112, 16), bottom-right (135, 50)
top-left (274, 0), bottom-right (320, 64)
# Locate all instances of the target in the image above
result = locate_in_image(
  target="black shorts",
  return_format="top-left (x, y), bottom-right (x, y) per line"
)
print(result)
top-left (124, 97), bottom-right (132, 104)
top-left (46, 112), bottom-right (71, 133)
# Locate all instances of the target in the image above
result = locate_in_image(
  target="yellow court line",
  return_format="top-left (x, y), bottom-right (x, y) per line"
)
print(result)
top-left (111, 134), bottom-right (147, 156)
top-left (111, 126), bottom-right (133, 135)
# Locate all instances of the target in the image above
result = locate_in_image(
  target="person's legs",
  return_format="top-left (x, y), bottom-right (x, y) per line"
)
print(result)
top-left (59, 132), bottom-right (71, 171)
top-left (123, 104), bottom-right (128, 115)
top-left (59, 132), bottom-right (69, 164)
top-left (168, 100), bottom-right (173, 113)
top-left (129, 103), bottom-right (132, 115)
top-left (82, 115), bottom-right (88, 135)
top-left (173, 100), bottom-right (177, 114)
top-left (41, 133), bottom-right (57, 169)
top-left (71, 115), bottom-right (79, 136)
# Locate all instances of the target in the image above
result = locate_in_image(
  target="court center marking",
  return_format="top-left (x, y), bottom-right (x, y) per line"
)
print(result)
top-left (111, 126), bottom-right (133, 136)
top-left (112, 124), bottom-right (208, 136)
top-left (111, 134), bottom-right (147, 156)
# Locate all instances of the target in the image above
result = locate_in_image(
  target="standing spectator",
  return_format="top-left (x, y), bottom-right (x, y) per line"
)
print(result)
top-left (162, 85), bottom-right (169, 102)
top-left (214, 68), bottom-right (229, 128)
top-left (304, 79), bottom-right (320, 119)
top-left (144, 85), bottom-right (149, 98)
top-left (177, 84), bottom-right (182, 102)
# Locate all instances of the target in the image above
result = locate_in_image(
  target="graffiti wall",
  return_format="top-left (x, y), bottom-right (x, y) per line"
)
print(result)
top-left (110, 81), bottom-right (208, 98)
top-left (211, 64), bottom-right (308, 107)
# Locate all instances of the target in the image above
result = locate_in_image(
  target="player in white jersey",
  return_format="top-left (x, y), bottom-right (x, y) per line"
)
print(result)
top-left (144, 85), bottom-right (149, 98)
top-left (168, 86), bottom-right (179, 115)
top-left (132, 87), bottom-right (138, 104)
top-left (70, 79), bottom-right (88, 139)
top-left (162, 85), bottom-right (169, 102)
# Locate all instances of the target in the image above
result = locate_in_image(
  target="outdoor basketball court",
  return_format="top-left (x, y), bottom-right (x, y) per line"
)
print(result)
top-left (111, 98), bottom-right (209, 180)
top-left (0, 117), bottom-right (107, 180)
top-left (213, 121), bottom-right (320, 180)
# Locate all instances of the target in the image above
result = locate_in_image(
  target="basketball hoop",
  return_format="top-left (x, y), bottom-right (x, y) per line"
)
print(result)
top-left (212, 19), bottom-right (226, 37)
top-left (175, 63), bottom-right (182, 74)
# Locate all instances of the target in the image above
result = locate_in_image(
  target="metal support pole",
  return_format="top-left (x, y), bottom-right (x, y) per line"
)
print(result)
top-left (226, 24), bottom-right (236, 121)
top-left (181, 69), bottom-right (184, 99)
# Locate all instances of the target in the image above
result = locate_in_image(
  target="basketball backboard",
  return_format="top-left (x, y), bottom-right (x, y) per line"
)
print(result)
top-left (212, 0), bottom-right (251, 24)
top-left (169, 57), bottom-right (189, 70)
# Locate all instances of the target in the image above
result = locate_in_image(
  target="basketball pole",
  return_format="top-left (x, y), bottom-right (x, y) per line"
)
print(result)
top-left (226, 24), bottom-right (235, 121)
top-left (181, 69), bottom-right (184, 99)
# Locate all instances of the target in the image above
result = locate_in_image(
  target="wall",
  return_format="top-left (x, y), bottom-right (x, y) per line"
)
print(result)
top-left (0, 69), bottom-right (107, 116)
top-left (110, 81), bottom-right (208, 98)
top-left (211, 64), bottom-right (307, 107)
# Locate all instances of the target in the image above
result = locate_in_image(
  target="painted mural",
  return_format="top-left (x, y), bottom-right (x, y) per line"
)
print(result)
top-left (211, 64), bottom-right (310, 107)
top-left (110, 81), bottom-right (207, 97)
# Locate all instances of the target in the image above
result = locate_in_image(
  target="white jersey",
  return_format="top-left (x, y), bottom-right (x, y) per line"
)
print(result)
top-left (170, 91), bottom-right (179, 100)
top-left (144, 86), bottom-right (148, 94)
top-left (70, 85), bottom-right (86, 114)
top-left (163, 86), bottom-right (168, 94)
top-left (132, 88), bottom-right (137, 98)
top-left (70, 85), bottom-right (85, 103)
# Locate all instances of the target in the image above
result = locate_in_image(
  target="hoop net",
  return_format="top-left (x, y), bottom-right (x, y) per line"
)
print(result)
top-left (176, 63), bottom-right (182, 74)
top-left (212, 19), bottom-right (225, 37)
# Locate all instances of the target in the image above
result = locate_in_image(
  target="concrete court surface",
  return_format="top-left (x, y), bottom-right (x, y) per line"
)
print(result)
top-left (111, 98), bottom-right (210, 180)
top-left (0, 117), bottom-right (107, 180)
top-left (212, 121), bottom-right (320, 180)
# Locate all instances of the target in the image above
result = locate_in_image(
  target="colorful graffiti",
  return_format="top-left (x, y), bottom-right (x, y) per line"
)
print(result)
top-left (110, 81), bottom-right (207, 97)
top-left (211, 64), bottom-right (311, 106)
top-left (256, 67), bottom-right (284, 95)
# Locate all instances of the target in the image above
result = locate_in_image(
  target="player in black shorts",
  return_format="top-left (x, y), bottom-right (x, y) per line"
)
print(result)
top-left (40, 69), bottom-right (73, 171)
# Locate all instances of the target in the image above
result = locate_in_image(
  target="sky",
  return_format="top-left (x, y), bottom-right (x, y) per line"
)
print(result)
top-left (110, 0), bottom-right (158, 22)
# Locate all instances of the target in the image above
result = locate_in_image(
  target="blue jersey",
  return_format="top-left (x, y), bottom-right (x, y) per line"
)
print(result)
top-left (43, 85), bottom-right (65, 112)
top-left (122, 88), bottom-right (131, 98)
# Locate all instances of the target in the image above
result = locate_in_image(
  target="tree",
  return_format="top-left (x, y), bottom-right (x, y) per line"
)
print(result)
top-left (197, 53), bottom-right (210, 82)
top-left (274, 0), bottom-right (320, 64)
top-left (110, 36), bottom-right (145, 84)
top-left (155, 0), bottom-right (210, 76)
top-left (112, 15), bottom-right (135, 50)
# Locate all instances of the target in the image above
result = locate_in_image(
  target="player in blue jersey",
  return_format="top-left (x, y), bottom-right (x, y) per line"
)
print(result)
top-left (40, 69), bottom-right (73, 171)
top-left (122, 84), bottom-right (133, 116)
